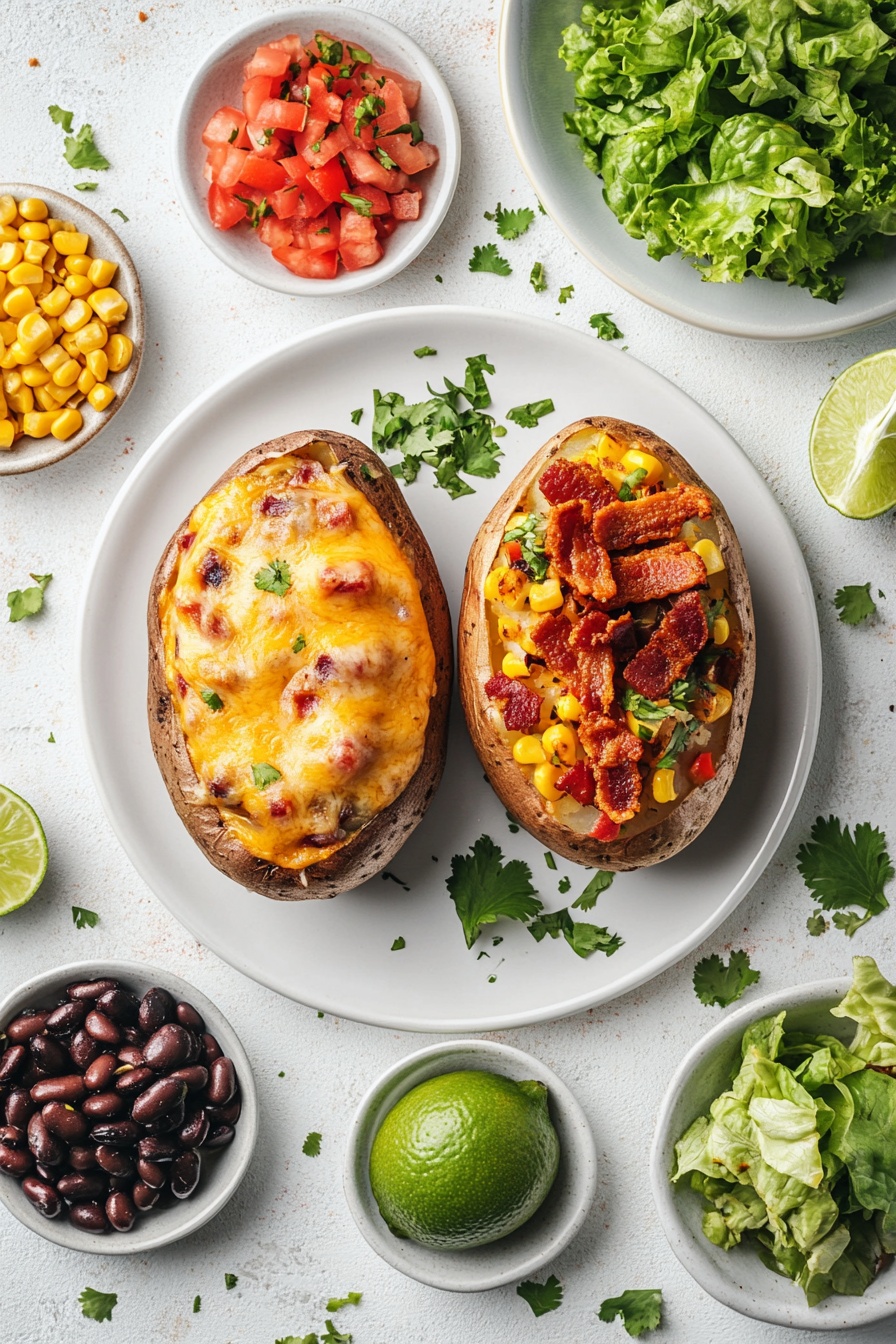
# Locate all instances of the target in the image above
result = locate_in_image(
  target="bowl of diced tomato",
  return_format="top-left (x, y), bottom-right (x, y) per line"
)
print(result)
top-left (173, 7), bottom-right (460, 295)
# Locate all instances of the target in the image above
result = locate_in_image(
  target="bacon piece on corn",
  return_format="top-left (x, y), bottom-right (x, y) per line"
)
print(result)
top-left (624, 590), bottom-right (708, 699)
top-left (605, 541), bottom-right (707, 608)
top-left (591, 485), bottom-right (712, 551)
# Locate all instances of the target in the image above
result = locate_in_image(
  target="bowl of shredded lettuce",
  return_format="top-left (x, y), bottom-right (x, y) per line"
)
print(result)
top-left (651, 957), bottom-right (896, 1328)
top-left (499, 0), bottom-right (896, 339)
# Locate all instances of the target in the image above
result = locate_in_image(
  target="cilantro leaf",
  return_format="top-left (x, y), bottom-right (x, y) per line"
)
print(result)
top-left (48, 732), bottom-right (56, 744)
top-left (558, 284), bottom-right (574, 304)
top-left (111, 208), bottom-right (129, 222)
top-left (200, 688), bottom-right (224, 711)
top-left (225, 1273), bottom-right (238, 1290)
top-left (590, 312), bottom-right (624, 341)
top-left (326, 1293), bottom-right (362, 1312)
top-left (254, 559), bottom-right (292, 596)
top-left (7, 572), bottom-right (52, 623)
top-left (797, 816), bottom-right (893, 935)
top-left (693, 950), bottom-right (760, 1007)
top-left (314, 34), bottom-right (343, 64)
top-left (390, 937), bottom-right (406, 951)
top-left (292, 633), bottom-right (307, 653)
top-left (486, 202), bottom-right (535, 240)
top-left (503, 513), bottom-right (549, 579)
top-left (517, 1275), bottom-right (563, 1316)
top-left (235, 194), bottom-right (272, 228)
top-left (48, 104), bottom-right (74, 132)
top-left (321, 1324), bottom-right (352, 1344)
top-left (807, 911), bottom-right (827, 936)
top-left (63, 123), bottom-right (111, 171)
top-left (72, 906), bottom-right (99, 929)
top-left (527, 907), bottom-right (623, 958)
top-left (558, 876), bottom-right (571, 894)
top-left (79, 1288), bottom-right (117, 1322)
top-left (303, 1131), bottom-right (322, 1156)
top-left (74, 182), bottom-right (98, 191)
top-left (506, 399), bottom-right (555, 429)
top-left (350, 408), bottom-right (363, 425)
top-left (447, 835), bottom-right (542, 949)
top-left (276, 1336), bottom-right (318, 1344)
top-left (598, 1288), bottom-right (662, 1337)
top-left (834, 582), bottom-right (876, 625)
top-left (414, 346), bottom-right (437, 358)
top-left (529, 260), bottom-right (547, 292)
top-left (381, 121), bottom-right (423, 144)
top-left (544, 851), bottom-right (557, 870)
top-left (654, 718), bottom-right (699, 770)
top-left (353, 93), bottom-right (385, 136)
top-left (618, 466), bottom-right (647, 503)
top-left (341, 192), bottom-right (373, 218)
top-left (572, 871), bottom-right (614, 911)
top-left (469, 243), bottom-right (512, 276)
top-left (252, 763), bottom-right (281, 789)
top-left (193, 1295), bottom-right (201, 1313)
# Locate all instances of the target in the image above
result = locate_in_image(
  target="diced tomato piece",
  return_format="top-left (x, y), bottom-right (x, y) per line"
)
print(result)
top-left (307, 156), bottom-right (349, 204)
top-left (268, 34), bottom-right (309, 67)
top-left (301, 123), bottom-right (351, 169)
top-left (256, 97), bottom-right (307, 133)
top-left (206, 144), bottom-right (248, 189)
top-left (688, 752), bottom-right (716, 785)
top-left (202, 106), bottom-right (249, 150)
top-left (292, 182), bottom-right (328, 219)
top-left (590, 811), bottom-right (621, 843)
top-left (342, 145), bottom-right (410, 192)
top-left (346, 185), bottom-right (390, 215)
top-left (506, 540), bottom-right (523, 564)
top-left (338, 210), bottom-right (383, 271)
top-left (269, 184), bottom-right (301, 219)
top-left (341, 94), bottom-right (377, 149)
top-left (238, 155), bottom-right (288, 191)
top-left (375, 214), bottom-right (398, 240)
top-left (375, 132), bottom-right (437, 175)
top-left (244, 44), bottom-right (291, 80)
top-left (281, 155), bottom-right (311, 184)
top-left (245, 119), bottom-right (288, 158)
top-left (390, 190), bottom-right (421, 221)
top-left (206, 182), bottom-right (247, 230)
top-left (363, 66), bottom-right (420, 109)
top-left (307, 67), bottom-right (344, 121)
top-left (242, 74), bottom-right (275, 121)
top-left (257, 214), bottom-right (294, 250)
top-left (272, 245), bottom-right (339, 279)
top-left (294, 208), bottom-right (340, 251)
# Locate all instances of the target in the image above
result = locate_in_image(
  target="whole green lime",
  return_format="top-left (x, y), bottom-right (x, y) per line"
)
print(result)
top-left (368, 1069), bottom-right (560, 1250)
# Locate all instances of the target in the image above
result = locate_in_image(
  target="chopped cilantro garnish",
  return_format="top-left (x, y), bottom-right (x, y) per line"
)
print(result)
top-left (7, 572), bottom-right (52, 623)
top-left (224, 1274), bottom-right (238, 1290)
top-left (503, 513), bottom-right (548, 579)
top-left (111, 207), bottom-right (129, 222)
top-left (62, 122), bottom-right (111, 171)
top-left (797, 816), bottom-right (893, 935)
top-left (302, 1130), bottom-right (322, 1156)
top-left (693, 951), bottom-right (760, 1007)
top-left (350, 407), bottom-right (363, 425)
top-left (341, 191), bottom-right (373, 217)
top-left (200, 689), bottom-right (224, 712)
top-left (327, 1292), bottom-right (362, 1312)
top-left (544, 851), bottom-right (557, 870)
top-left (834, 582), bottom-right (877, 625)
top-left (529, 260), bottom-right (547, 292)
top-left (375, 146), bottom-right (398, 169)
top-left (390, 937), bottom-right (406, 951)
top-left (590, 312), bottom-right (624, 340)
top-left (79, 1288), bottom-right (117, 1323)
top-left (353, 93), bottom-right (385, 136)
top-left (48, 104), bottom-right (74, 132)
top-left (235, 194), bottom-right (272, 228)
top-left (558, 876), bottom-right (571, 894)
top-left (292, 633), bottom-right (307, 653)
top-left (252, 763), bottom-right (281, 789)
top-left (558, 284), bottom-right (574, 304)
top-left (72, 906), bottom-right (99, 929)
top-left (598, 1288), bottom-right (663, 1337)
top-left (254, 559), bottom-right (292, 595)
top-left (807, 911), bottom-right (828, 936)
top-left (414, 346), bottom-right (437, 358)
top-left (314, 34), bottom-right (343, 64)
top-left (192, 1296), bottom-right (201, 1313)
top-left (527, 907), bottom-right (623, 958)
top-left (618, 466), bottom-right (648, 501)
top-left (654, 717), bottom-right (699, 769)
top-left (74, 181), bottom-right (98, 191)
top-left (447, 834), bottom-right (542, 948)
top-left (469, 243), bottom-right (512, 276)
top-left (517, 1275), bottom-right (563, 1317)
top-left (484, 202), bottom-right (535, 240)
top-left (383, 120), bottom-right (423, 144)
top-left (506, 398), bottom-right (555, 428)
top-left (572, 870), bottom-right (614, 910)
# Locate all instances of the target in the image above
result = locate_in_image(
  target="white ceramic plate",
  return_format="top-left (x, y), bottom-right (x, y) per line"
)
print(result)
top-left (77, 306), bottom-right (821, 1031)
top-left (498, 0), bottom-right (896, 342)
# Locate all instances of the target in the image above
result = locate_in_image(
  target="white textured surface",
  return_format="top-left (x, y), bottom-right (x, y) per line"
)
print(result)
top-left (1, 1), bottom-right (895, 1341)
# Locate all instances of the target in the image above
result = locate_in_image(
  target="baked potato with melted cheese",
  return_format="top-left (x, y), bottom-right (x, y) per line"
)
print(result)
top-left (459, 417), bottom-right (754, 870)
top-left (148, 429), bottom-right (451, 900)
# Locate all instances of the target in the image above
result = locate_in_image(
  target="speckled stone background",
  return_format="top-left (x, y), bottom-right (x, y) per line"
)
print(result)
top-left (2, 1), bottom-right (895, 1341)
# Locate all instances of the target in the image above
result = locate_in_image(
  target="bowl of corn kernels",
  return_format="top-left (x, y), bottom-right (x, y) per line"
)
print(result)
top-left (0, 184), bottom-right (143, 474)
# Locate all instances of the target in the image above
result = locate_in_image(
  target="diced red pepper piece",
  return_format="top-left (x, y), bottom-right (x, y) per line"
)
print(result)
top-left (555, 760), bottom-right (596, 806)
top-left (688, 751), bottom-right (716, 785)
top-left (590, 811), bottom-right (621, 842)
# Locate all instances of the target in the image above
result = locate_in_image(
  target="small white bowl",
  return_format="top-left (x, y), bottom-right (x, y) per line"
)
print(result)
top-left (0, 185), bottom-right (143, 476)
top-left (650, 977), bottom-right (896, 1330)
top-left (343, 1039), bottom-right (597, 1292)
top-left (172, 8), bottom-right (460, 297)
top-left (0, 960), bottom-right (257, 1254)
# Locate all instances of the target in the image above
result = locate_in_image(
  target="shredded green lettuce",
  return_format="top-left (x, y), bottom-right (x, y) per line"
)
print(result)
top-left (560, 0), bottom-right (896, 302)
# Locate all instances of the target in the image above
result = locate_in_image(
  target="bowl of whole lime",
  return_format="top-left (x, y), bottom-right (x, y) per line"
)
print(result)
top-left (343, 1040), bottom-right (598, 1291)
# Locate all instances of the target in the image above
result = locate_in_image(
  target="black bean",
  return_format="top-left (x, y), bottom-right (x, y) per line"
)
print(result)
top-left (89, 1120), bottom-right (140, 1148)
top-left (30, 1035), bottom-right (70, 1075)
top-left (0, 1125), bottom-right (25, 1148)
top-left (207, 1093), bottom-right (241, 1127)
top-left (170, 1149), bottom-right (200, 1199)
top-left (6, 1011), bottom-right (51, 1043)
top-left (115, 1066), bottom-right (155, 1098)
top-left (106, 1190), bottom-right (136, 1232)
top-left (68, 1201), bottom-right (108, 1232)
top-left (136, 1136), bottom-right (179, 1163)
top-left (84, 1053), bottom-right (119, 1091)
top-left (82, 1092), bottom-right (124, 1120)
top-left (21, 1175), bottom-right (61, 1218)
top-left (136, 1157), bottom-right (165, 1188)
top-left (138, 987), bottom-right (175, 1035)
top-left (0, 1142), bottom-right (34, 1177)
top-left (0, 1044), bottom-right (27, 1084)
top-left (66, 979), bottom-right (120, 1002)
top-left (41, 1101), bottom-right (89, 1143)
top-left (68, 1144), bottom-right (99, 1171)
top-left (45, 1001), bottom-right (87, 1036)
top-left (84, 1011), bottom-right (120, 1046)
top-left (35, 1161), bottom-right (57, 1182)
top-left (117, 1045), bottom-right (145, 1068)
top-left (178, 1108), bottom-right (210, 1149)
top-left (95, 988), bottom-right (139, 1024)
top-left (132, 1180), bottom-right (159, 1211)
top-left (122, 1025), bottom-right (145, 1046)
top-left (108, 1174), bottom-right (132, 1192)
top-left (57, 1171), bottom-right (108, 1203)
top-left (168, 1065), bottom-right (208, 1093)
top-left (5, 1088), bottom-right (37, 1128)
top-left (69, 1029), bottom-right (102, 1070)
top-left (26, 1113), bottom-right (65, 1166)
top-left (143, 1024), bottom-right (192, 1072)
top-left (175, 1001), bottom-right (204, 1032)
top-left (142, 1099), bottom-right (186, 1137)
top-left (30, 1075), bottom-right (86, 1105)
top-left (200, 1032), bottom-right (222, 1066)
top-left (95, 1145), bottom-right (135, 1178)
top-left (206, 1057), bottom-right (236, 1107)
top-left (132, 1077), bottom-right (188, 1125)
top-left (202, 1124), bottom-right (235, 1150)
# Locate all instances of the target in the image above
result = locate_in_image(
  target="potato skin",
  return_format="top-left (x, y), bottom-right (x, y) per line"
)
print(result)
top-left (459, 416), bottom-right (755, 870)
top-left (147, 429), bottom-right (452, 900)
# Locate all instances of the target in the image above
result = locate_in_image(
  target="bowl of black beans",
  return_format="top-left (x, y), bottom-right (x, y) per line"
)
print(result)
top-left (0, 961), bottom-right (257, 1252)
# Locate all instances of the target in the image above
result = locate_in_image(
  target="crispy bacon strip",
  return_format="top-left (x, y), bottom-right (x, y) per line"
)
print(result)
top-left (604, 541), bottom-right (707, 608)
top-left (484, 672), bottom-right (542, 732)
top-left (568, 611), bottom-right (615, 716)
top-left (539, 457), bottom-right (618, 510)
top-left (624, 590), bottom-right (708, 699)
top-left (607, 613), bottom-right (638, 663)
top-left (596, 761), bottom-right (642, 824)
top-left (555, 759), bottom-right (596, 805)
top-left (545, 500), bottom-right (616, 602)
top-left (530, 613), bottom-right (577, 677)
top-left (578, 715), bottom-right (644, 767)
top-left (591, 485), bottom-right (712, 551)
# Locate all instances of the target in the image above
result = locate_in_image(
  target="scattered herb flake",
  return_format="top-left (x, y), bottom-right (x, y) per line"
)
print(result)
top-left (111, 207), bottom-right (129, 222)
top-left (302, 1131), bottom-right (322, 1157)
top-left (558, 876), bottom-right (571, 894)
top-left (193, 1295), bottom-right (201, 1313)
top-left (834, 582), bottom-right (876, 625)
top-left (234, 194), bottom-right (272, 229)
top-left (558, 284), bottom-right (574, 304)
top-left (255, 559), bottom-right (292, 596)
top-left (353, 93), bottom-right (385, 136)
top-left (7, 572), bottom-right (52, 623)
top-left (350, 408), bottom-right (363, 425)
top-left (517, 1275), bottom-right (563, 1317)
top-left (693, 950), bottom-right (760, 1007)
top-left (447, 835), bottom-right (542, 948)
top-left (47, 732), bottom-right (55, 743)
top-left (590, 312), bottom-right (624, 341)
top-left (503, 513), bottom-right (549, 580)
top-left (62, 123), bottom-right (111, 171)
top-left (79, 1288), bottom-right (117, 1323)
top-left (572, 870), bottom-right (614, 911)
top-left (252, 763), bottom-right (281, 790)
top-left (544, 852), bottom-right (557, 871)
top-left (48, 104), bottom-right (74, 132)
top-left (797, 816), bottom-right (893, 935)
top-left (390, 937), bottom-right (406, 951)
top-left (314, 34), bottom-right (343, 64)
top-left (292, 633), bottom-right (307, 654)
top-left (382, 870), bottom-right (410, 891)
top-left (322, 1323), bottom-right (352, 1344)
top-left (384, 120), bottom-right (423, 144)
top-left (278, 1070), bottom-right (285, 1078)
top-left (434, 274), bottom-right (443, 283)
top-left (598, 1288), bottom-right (663, 1337)
top-left (74, 181), bottom-right (98, 191)
top-left (506, 810), bottom-right (520, 833)
top-left (469, 243), bottom-right (512, 276)
top-left (225, 1273), bottom-right (238, 1290)
top-left (807, 911), bottom-right (828, 936)
top-left (200, 689), bottom-right (224, 712)
top-left (414, 346), bottom-right (437, 358)
top-left (506, 398), bottom-right (555, 429)
top-left (485, 202), bottom-right (535, 240)
top-left (529, 260), bottom-right (547, 292)
top-left (528, 907), bottom-right (623, 958)
top-left (618, 466), bottom-right (648, 503)
top-left (72, 906), bottom-right (99, 929)
top-left (341, 192), bottom-right (373, 217)
top-left (326, 1293), bottom-right (362, 1312)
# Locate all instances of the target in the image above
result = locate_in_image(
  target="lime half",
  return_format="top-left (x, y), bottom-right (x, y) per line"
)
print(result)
top-left (0, 785), bottom-right (48, 915)
top-left (809, 350), bottom-right (896, 519)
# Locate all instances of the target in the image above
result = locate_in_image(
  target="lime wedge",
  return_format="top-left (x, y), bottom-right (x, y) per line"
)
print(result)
top-left (0, 785), bottom-right (48, 915)
top-left (809, 350), bottom-right (896, 519)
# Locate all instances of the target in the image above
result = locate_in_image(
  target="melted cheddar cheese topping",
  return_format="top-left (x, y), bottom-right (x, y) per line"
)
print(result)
top-left (158, 449), bottom-right (436, 871)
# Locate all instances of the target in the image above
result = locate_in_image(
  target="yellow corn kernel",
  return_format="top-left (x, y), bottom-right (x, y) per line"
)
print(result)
top-left (486, 565), bottom-right (529, 611)
top-left (0, 347), bottom-right (19, 370)
top-left (39, 285), bottom-right (71, 317)
top-left (58, 298), bottom-right (92, 332)
top-left (626, 710), bottom-right (659, 742)
top-left (528, 578), bottom-right (563, 612)
top-left (34, 384), bottom-right (60, 411)
top-left (23, 241), bottom-right (49, 266)
top-left (497, 615), bottom-right (521, 643)
top-left (64, 254), bottom-right (93, 276)
top-left (88, 257), bottom-right (117, 288)
top-left (695, 683), bottom-right (733, 724)
top-left (86, 348), bottom-right (108, 381)
top-left (3, 286), bottom-right (35, 320)
top-left (106, 333), bottom-right (133, 373)
top-left (46, 218), bottom-right (70, 236)
top-left (653, 768), bottom-right (678, 804)
top-left (18, 198), bottom-right (48, 222)
top-left (513, 735), bottom-right (547, 765)
top-left (45, 318), bottom-right (62, 339)
top-left (501, 652), bottom-right (529, 679)
top-left (64, 274), bottom-right (93, 298)
top-left (7, 340), bottom-right (30, 363)
top-left (0, 226), bottom-right (18, 245)
top-left (533, 762), bottom-right (563, 801)
top-left (51, 408), bottom-right (83, 441)
top-left (0, 388), bottom-right (5, 417)
top-left (620, 448), bottom-right (663, 488)
top-left (43, 380), bottom-right (71, 406)
top-left (0, 242), bottom-right (24, 272)
top-left (0, 320), bottom-right (16, 344)
top-left (87, 382), bottom-right (115, 411)
top-left (88, 287), bottom-right (127, 324)
top-left (600, 462), bottom-right (628, 490)
top-left (59, 332), bottom-right (82, 356)
top-left (22, 362), bottom-right (52, 388)
top-left (53, 230), bottom-right (89, 256)
top-left (77, 365), bottom-right (97, 395)
top-left (556, 696), bottom-right (582, 724)
top-left (7, 385), bottom-right (34, 414)
top-left (693, 537), bottom-right (725, 575)
top-left (0, 273), bottom-right (6, 301)
top-left (0, 196), bottom-right (16, 227)
top-left (18, 221), bottom-right (50, 243)
top-left (2, 370), bottom-right (22, 395)
top-left (0, 418), bottom-right (15, 448)
top-left (712, 615), bottom-right (730, 646)
top-left (75, 320), bottom-right (107, 354)
top-left (39, 343), bottom-right (68, 373)
top-left (22, 410), bottom-right (57, 438)
top-left (542, 722), bottom-right (577, 766)
top-left (52, 358), bottom-right (81, 388)
top-left (485, 565), bottom-right (509, 602)
top-left (518, 630), bottom-right (539, 656)
top-left (17, 311), bottom-right (54, 357)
